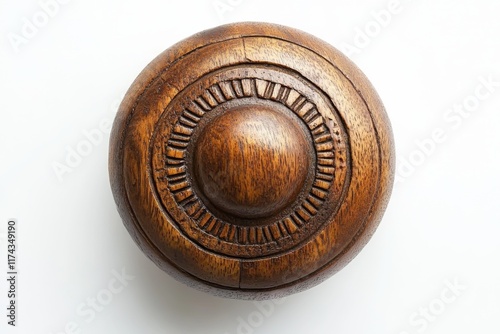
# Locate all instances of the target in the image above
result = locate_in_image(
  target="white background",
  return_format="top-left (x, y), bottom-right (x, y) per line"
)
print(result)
top-left (1, 0), bottom-right (500, 333)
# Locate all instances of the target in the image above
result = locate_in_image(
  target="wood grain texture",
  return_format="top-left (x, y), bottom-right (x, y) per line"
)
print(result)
top-left (109, 22), bottom-right (395, 299)
top-left (194, 104), bottom-right (310, 220)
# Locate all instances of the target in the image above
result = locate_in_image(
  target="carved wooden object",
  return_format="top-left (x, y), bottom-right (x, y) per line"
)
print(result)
top-left (109, 22), bottom-right (395, 299)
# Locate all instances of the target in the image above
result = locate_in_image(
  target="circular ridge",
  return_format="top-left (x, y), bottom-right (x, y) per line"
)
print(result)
top-left (150, 64), bottom-right (350, 259)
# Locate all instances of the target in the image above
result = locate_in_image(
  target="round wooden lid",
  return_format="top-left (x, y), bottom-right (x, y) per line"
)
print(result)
top-left (109, 22), bottom-right (395, 299)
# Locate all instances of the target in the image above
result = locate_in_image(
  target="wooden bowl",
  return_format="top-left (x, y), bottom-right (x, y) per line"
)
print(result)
top-left (109, 22), bottom-right (395, 299)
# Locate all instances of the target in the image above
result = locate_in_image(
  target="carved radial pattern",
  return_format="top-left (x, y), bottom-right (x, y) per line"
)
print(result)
top-left (150, 65), bottom-right (350, 258)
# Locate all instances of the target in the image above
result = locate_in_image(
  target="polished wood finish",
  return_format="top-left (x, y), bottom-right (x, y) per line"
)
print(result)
top-left (109, 22), bottom-right (395, 299)
top-left (194, 104), bottom-right (311, 220)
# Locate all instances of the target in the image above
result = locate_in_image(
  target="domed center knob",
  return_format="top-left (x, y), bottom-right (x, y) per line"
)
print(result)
top-left (193, 104), bottom-right (310, 220)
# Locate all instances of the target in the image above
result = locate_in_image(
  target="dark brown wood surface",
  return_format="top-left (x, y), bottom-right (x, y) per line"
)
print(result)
top-left (109, 22), bottom-right (395, 299)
